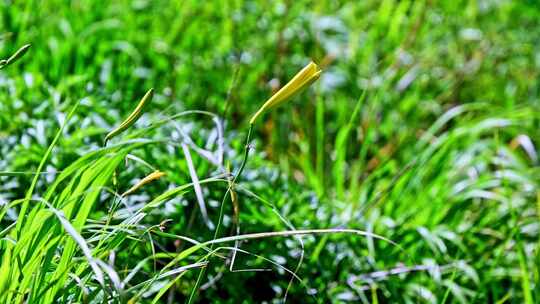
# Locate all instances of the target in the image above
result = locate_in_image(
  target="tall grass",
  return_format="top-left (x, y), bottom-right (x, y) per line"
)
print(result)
top-left (1, 0), bottom-right (540, 302)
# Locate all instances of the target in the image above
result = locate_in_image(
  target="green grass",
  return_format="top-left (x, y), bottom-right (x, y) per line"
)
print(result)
top-left (1, 0), bottom-right (539, 303)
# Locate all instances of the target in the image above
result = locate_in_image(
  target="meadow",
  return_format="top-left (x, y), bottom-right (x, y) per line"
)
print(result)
top-left (1, 1), bottom-right (539, 303)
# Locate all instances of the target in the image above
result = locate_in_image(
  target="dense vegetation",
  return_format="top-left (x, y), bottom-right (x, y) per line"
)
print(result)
top-left (1, 1), bottom-right (539, 303)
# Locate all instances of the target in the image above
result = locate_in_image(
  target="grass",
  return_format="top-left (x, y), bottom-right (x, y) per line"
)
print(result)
top-left (1, 0), bottom-right (539, 303)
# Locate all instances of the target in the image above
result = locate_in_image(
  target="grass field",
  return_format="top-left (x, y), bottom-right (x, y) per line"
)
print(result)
top-left (1, 1), bottom-right (539, 303)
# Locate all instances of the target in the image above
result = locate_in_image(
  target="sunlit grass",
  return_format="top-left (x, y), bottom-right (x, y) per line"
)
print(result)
top-left (1, 0), bottom-right (539, 303)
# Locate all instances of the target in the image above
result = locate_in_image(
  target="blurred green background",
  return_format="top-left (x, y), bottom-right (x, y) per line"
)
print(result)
top-left (1, 0), bottom-right (539, 303)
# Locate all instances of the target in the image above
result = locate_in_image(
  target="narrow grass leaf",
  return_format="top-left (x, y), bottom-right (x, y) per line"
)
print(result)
top-left (181, 143), bottom-right (213, 229)
top-left (47, 206), bottom-right (104, 286)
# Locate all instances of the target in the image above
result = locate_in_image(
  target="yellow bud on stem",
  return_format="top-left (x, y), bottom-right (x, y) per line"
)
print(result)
top-left (104, 88), bottom-right (154, 145)
top-left (0, 44), bottom-right (31, 69)
top-left (121, 170), bottom-right (165, 197)
top-left (249, 61), bottom-right (321, 125)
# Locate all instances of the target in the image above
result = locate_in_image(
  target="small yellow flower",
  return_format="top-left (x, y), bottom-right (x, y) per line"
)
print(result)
top-left (249, 61), bottom-right (322, 125)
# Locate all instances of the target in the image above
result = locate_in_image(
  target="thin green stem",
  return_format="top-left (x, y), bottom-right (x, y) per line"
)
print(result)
top-left (187, 124), bottom-right (253, 304)
top-left (232, 124), bottom-right (253, 184)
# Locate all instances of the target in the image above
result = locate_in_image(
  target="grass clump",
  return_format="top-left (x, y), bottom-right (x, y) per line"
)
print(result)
top-left (1, 1), bottom-right (540, 303)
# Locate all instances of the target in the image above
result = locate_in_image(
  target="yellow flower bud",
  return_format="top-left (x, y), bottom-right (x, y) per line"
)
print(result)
top-left (121, 170), bottom-right (165, 197)
top-left (249, 61), bottom-right (321, 125)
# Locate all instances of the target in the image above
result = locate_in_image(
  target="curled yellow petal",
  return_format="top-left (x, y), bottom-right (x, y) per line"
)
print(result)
top-left (249, 61), bottom-right (321, 125)
top-left (121, 170), bottom-right (165, 197)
